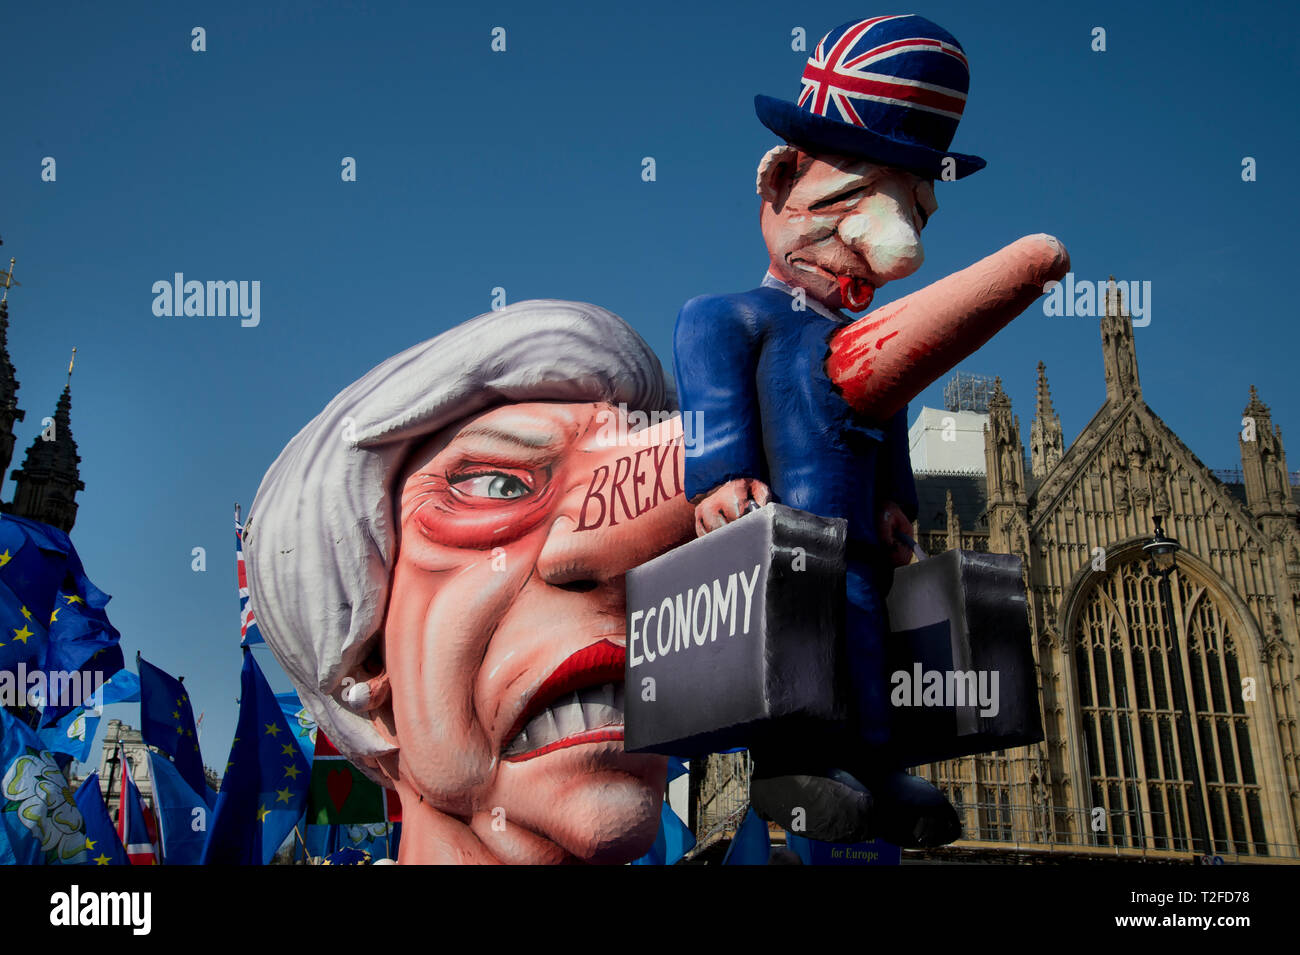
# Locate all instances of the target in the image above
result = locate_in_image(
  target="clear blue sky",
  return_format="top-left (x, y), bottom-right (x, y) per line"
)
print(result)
top-left (3, 0), bottom-right (1296, 775)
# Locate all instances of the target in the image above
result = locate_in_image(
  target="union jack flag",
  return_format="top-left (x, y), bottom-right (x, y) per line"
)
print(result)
top-left (797, 15), bottom-right (970, 129)
top-left (116, 743), bottom-right (158, 865)
top-left (236, 504), bottom-right (264, 646)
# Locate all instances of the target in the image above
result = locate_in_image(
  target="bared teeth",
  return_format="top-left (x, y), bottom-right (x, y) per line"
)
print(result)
top-left (554, 691), bottom-right (586, 738)
top-left (583, 683), bottom-right (622, 729)
top-left (502, 683), bottom-right (623, 758)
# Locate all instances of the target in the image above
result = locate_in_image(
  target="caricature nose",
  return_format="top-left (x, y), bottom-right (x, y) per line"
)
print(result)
top-left (839, 182), bottom-right (925, 283)
top-left (536, 416), bottom-right (694, 586)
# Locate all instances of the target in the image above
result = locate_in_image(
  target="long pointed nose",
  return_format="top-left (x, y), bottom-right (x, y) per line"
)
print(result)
top-left (537, 415), bottom-right (695, 585)
top-left (838, 180), bottom-right (925, 283)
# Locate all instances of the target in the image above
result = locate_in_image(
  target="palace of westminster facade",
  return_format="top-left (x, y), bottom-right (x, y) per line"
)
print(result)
top-left (691, 288), bottom-right (1300, 863)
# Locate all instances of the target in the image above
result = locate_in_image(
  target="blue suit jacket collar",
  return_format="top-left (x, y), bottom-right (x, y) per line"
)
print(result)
top-left (761, 272), bottom-right (851, 325)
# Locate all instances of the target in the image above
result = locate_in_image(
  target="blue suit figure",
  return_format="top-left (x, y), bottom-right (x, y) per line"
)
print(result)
top-left (675, 276), bottom-right (917, 749)
top-left (673, 15), bottom-right (987, 847)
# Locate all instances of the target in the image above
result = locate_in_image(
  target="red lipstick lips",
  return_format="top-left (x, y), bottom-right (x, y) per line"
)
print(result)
top-left (501, 640), bottom-right (626, 762)
top-left (838, 274), bottom-right (876, 312)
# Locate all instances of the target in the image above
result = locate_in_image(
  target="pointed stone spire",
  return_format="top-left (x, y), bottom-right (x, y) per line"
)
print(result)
top-left (1240, 385), bottom-right (1295, 516)
top-left (945, 489), bottom-right (962, 550)
top-left (0, 296), bottom-right (25, 480)
top-left (1030, 360), bottom-right (1064, 479)
top-left (983, 376), bottom-right (1029, 554)
top-left (984, 377), bottom-right (1026, 504)
top-left (8, 382), bottom-right (85, 533)
top-left (1100, 276), bottom-right (1141, 403)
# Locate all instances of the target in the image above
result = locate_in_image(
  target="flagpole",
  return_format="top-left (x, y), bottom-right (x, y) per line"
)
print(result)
top-left (104, 737), bottom-right (118, 821)
top-left (116, 741), bottom-right (129, 847)
top-left (293, 823), bottom-right (310, 865)
top-left (143, 750), bottom-right (166, 865)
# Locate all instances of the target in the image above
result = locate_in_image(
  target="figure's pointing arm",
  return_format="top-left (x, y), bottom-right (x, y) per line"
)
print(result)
top-left (827, 234), bottom-right (1070, 420)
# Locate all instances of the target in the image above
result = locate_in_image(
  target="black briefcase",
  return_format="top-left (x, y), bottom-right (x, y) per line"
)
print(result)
top-left (622, 504), bottom-right (1043, 764)
top-left (884, 549), bottom-right (1044, 767)
top-left (623, 503), bottom-right (847, 757)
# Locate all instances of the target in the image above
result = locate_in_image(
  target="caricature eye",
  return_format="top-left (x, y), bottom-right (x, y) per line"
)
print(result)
top-left (450, 472), bottom-right (533, 499)
top-left (810, 185), bottom-right (869, 211)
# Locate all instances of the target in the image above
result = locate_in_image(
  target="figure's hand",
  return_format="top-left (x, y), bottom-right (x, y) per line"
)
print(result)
top-left (877, 500), bottom-right (916, 567)
top-left (693, 478), bottom-right (772, 536)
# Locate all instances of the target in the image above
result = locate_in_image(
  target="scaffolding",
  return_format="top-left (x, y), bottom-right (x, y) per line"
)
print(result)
top-left (943, 372), bottom-right (997, 414)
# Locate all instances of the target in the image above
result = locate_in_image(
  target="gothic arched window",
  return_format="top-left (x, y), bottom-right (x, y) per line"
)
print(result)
top-left (1072, 556), bottom-right (1268, 856)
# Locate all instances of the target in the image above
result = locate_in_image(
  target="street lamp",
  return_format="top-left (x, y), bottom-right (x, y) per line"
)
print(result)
top-left (1142, 518), bottom-right (1179, 573)
top-left (1144, 516), bottom-right (1213, 862)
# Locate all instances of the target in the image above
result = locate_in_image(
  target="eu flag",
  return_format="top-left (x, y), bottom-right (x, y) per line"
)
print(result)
top-left (98, 667), bottom-right (141, 706)
top-left (201, 650), bottom-right (310, 864)
top-left (721, 808), bottom-right (772, 865)
top-left (0, 515), bottom-right (69, 675)
top-left (145, 750), bottom-right (210, 864)
top-left (0, 515), bottom-right (127, 726)
top-left (275, 690), bottom-right (316, 761)
top-left (138, 654), bottom-right (207, 796)
top-left (632, 801), bottom-right (696, 866)
top-left (0, 701), bottom-right (87, 864)
top-left (39, 542), bottom-right (124, 724)
top-left (73, 773), bottom-right (129, 866)
top-left (37, 707), bottom-right (99, 764)
top-left (783, 831), bottom-right (901, 865)
top-left (305, 821), bottom-right (400, 863)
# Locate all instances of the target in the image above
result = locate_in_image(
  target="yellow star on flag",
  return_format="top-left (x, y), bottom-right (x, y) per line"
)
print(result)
top-left (12, 624), bottom-right (33, 644)
top-left (84, 837), bottom-right (97, 851)
top-left (264, 722), bottom-right (281, 737)
top-left (257, 805), bottom-right (270, 822)
top-left (48, 608), bottom-right (59, 623)
top-left (0, 549), bottom-right (10, 566)
top-left (172, 710), bottom-right (180, 720)
top-left (20, 605), bottom-right (32, 620)
top-left (280, 743), bottom-right (296, 757)
top-left (63, 594), bottom-right (84, 605)
top-left (94, 853), bottom-right (112, 866)
top-left (275, 787), bottom-right (293, 805)
top-left (283, 764), bottom-right (302, 780)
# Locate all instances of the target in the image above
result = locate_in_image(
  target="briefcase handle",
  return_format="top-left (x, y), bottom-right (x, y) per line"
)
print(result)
top-left (896, 529), bottom-right (929, 563)
top-left (745, 501), bottom-right (929, 563)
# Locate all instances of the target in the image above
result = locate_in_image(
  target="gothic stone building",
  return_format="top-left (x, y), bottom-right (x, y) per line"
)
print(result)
top-left (910, 291), bottom-right (1300, 862)
top-left (0, 290), bottom-right (85, 532)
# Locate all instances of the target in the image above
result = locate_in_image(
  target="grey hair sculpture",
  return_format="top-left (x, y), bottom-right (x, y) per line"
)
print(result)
top-left (244, 299), bottom-right (669, 779)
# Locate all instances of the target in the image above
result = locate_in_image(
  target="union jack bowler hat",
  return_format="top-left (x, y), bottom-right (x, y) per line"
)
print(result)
top-left (755, 15), bottom-right (986, 179)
